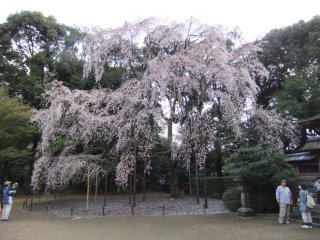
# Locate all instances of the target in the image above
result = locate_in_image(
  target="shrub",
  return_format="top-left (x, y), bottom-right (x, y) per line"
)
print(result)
top-left (222, 187), bottom-right (241, 212)
top-left (225, 147), bottom-right (295, 192)
top-left (224, 146), bottom-right (296, 213)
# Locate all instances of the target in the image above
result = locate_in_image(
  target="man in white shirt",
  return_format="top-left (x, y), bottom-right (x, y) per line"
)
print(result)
top-left (276, 179), bottom-right (292, 224)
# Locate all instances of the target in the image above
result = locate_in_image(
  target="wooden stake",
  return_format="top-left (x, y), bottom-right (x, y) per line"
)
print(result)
top-left (86, 167), bottom-right (90, 216)
top-left (95, 170), bottom-right (98, 202)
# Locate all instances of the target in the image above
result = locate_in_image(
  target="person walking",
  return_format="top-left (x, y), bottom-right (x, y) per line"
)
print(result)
top-left (314, 176), bottom-right (320, 204)
top-left (1, 181), bottom-right (16, 221)
top-left (299, 184), bottom-right (313, 228)
top-left (276, 179), bottom-right (292, 224)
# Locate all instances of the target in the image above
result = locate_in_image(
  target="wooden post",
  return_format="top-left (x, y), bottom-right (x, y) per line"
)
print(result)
top-left (104, 173), bottom-right (108, 206)
top-left (95, 170), bottom-right (98, 202)
top-left (133, 160), bottom-right (137, 207)
top-left (131, 205), bottom-right (134, 215)
top-left (204, 166), bottom-right (208, 209)
top-left (103, 205), bottom-right (105, 216)
top-left (30, 199), bottom-right (33, 211)
top-left (129, 173), bottom-right (132, 204)
top-left (189, 161), bottom-right (192, 197)
top-left (86, 167), bottom-right (90, 215)
top-left (71, 207), bottom-right (74, 216)
top-left (195, 163), bottom-right (199, 204)
top-left (162, 205), bottom-right (165, 215)
top-left (143, 159), bottom-right (146, 202)
top-left (133, 139), bottom-right (137, 207)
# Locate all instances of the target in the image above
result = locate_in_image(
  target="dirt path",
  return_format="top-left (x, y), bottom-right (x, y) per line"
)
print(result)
top-left (1, 201), bottom-right (320, 240)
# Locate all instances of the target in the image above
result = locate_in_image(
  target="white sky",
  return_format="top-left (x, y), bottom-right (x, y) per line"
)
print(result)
top-left (0, 0), bottom-right (319, 42)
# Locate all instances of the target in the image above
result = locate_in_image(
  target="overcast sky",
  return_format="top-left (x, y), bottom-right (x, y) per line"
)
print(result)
top-left (1, 0), bottom-right (319, 42)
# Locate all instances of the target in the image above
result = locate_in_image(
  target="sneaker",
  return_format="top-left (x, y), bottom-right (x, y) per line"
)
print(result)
top-left (286, 221), bottom-right (290, 224)
top-left (301, 225), bottom-right (309, 229)
top-left (308, 225), bottom-right (313, 229)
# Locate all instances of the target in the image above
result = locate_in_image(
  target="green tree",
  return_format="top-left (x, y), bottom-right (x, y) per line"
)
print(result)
top-left (0, 11), bottom-right (82, 108)
top-left (225, 147), bottom-right (295, 191)
top-left (258, 15), bottom-right (320, 107)
top-left (276, 68), bottom-right (320, 120)
top-left (224, 146), bottom-right (296, 212)
top-left (0, 87), bottom-right (38, 189)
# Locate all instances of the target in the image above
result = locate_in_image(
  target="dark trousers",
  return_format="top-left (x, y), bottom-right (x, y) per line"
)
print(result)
top-left (317, 191), bottom-right (320, 204)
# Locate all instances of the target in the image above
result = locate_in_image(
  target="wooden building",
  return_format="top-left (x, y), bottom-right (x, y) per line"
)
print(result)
top-left (284, 114), bottom-right (320, 183)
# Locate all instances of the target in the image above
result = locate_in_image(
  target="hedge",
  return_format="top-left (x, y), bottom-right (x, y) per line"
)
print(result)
top-left (191, 176), bottom-right (236, 198)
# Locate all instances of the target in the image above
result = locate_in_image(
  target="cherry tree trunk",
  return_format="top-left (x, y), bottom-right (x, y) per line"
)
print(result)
top-left (168, 120), bottom-right (180, 198)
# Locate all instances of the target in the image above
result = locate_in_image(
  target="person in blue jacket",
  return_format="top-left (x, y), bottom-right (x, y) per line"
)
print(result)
top-left (1, 181), bottom-right (17, 221)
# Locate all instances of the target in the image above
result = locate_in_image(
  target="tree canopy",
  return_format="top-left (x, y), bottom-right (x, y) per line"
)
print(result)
top-left (30, 19), bottom-right (296, 194)
top-left (0, 87), bottom-right (38, 187)
top-left (258, 15), bottom-right (320, 109)
top-left (0, 11), bottom-right (85, 108)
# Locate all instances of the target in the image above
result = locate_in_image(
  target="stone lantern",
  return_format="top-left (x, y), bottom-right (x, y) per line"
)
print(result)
top-left (235, 177), bottom-right (254, 216)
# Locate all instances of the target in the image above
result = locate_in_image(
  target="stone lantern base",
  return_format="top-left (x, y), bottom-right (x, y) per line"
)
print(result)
top-left (237, 207), bottom-right (255, 217)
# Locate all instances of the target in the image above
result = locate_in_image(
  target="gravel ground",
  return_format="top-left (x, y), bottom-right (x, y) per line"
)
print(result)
top-left (29, 195), bottom-right (228, 217)
top-left (1, 201), bottom-right (320, 240)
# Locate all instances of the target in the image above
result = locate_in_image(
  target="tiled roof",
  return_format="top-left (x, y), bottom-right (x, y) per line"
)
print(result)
top-left (300, 139), bottom-right (320, 151)
top-left (299, 114), bottom-right (320, 124)
top-left (284, 151), bottom-right (317, 162)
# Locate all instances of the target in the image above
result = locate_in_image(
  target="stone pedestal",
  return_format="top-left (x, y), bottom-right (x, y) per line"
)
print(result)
top-left (236, 178), bottom-right (255, 217)
top-left (237, 207), bottom-right (254, 216)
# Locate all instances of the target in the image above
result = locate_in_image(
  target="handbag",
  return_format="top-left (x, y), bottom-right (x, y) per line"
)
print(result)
top-left (305, 191), bottom-right (316, 208)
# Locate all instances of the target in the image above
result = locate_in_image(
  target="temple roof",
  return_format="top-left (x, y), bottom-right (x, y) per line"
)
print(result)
top-left (299, 114), bottom-right (320, 128)
top-left (300, 137), bottom-right (320, 151)
top-left (284, 151), bottom-right (318, 162)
